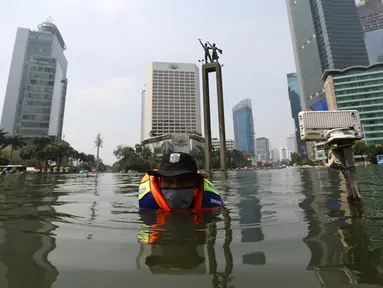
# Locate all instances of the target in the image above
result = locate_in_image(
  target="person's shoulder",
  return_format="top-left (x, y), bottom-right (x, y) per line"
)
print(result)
top-left (140, 173), bottom-right (153, 183)
top-left (202, 179), bottom-right (224, 207)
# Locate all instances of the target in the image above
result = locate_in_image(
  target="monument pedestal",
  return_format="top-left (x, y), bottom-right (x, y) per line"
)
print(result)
top-left (202, 62), bottom-right (227, 171)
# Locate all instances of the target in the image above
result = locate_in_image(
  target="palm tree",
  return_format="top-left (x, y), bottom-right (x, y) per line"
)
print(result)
top-left (0, 129), bottom-right (9, 150)
top-left (31, 136), bottom-right (51, 165)
top-left (94, 133), bottom-right (103, 172)
top-left (8, 134), bottom-right (26, 164)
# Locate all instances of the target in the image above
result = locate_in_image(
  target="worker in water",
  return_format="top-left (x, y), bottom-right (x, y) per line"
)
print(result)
top-left (138, 152), bottom-right (225, 211)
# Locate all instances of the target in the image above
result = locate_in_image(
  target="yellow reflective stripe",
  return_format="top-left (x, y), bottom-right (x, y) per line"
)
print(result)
top-left (203, 179), bottom-right (220, 196)
top-left (138, 180), bottom-right (151, 200)
top-left (140, 174), bottom-right (150, 183)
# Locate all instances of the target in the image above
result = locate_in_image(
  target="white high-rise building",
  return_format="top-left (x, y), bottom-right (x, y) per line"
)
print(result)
top-left (143, 62), bottom-right (201, 140)
top-left (140, 86), bottom-right (146, 142)
top-left (287, 133), bottom-right (298, 159)
top-left (212, 138), bottom-right (234, 151)
top-left (1, 20), bottom-right (68, 139)
top-left (281, 147), bottom-right (288, 161)
top-left (271, 148), bottom-right (280, 163)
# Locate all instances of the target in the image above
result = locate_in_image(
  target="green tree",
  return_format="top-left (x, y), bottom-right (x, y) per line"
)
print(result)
top-left (290, 152), bottom-right (302, 166)
top-left (113, 144), bottom-right (158, 172)
top-left (0, 129), bottom-right (9, 150)
top-left (7, 134), bottom-right (26, 164)
top-left (190, 146), bottom-right (205, 169)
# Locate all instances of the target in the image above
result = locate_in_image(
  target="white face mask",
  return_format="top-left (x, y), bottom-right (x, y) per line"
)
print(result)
top-left (162, 188), bottom-right (195, 210)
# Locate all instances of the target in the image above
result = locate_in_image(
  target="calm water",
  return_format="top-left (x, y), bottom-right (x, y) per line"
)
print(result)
top-left (1, 168), bottom-right (383, 287)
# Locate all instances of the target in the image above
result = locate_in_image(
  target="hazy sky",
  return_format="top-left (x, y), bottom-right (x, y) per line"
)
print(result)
top-left (0, 0), bottom-right (296, 164)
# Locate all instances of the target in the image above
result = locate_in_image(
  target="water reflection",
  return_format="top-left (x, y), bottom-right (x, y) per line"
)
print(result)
top-left (0, 175), bottom-right (65, 288)
top-left (137, 209), bottom-right (233, 287)
top-left (300, 168), bottom-right (383, 286)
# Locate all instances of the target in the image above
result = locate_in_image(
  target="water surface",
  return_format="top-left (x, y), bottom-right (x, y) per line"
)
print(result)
top-left (1, 167), bottom-right (383, 287)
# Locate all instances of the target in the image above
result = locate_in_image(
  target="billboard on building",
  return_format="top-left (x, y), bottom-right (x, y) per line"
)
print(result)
top-left (311, 101), bottom-right (328, 111)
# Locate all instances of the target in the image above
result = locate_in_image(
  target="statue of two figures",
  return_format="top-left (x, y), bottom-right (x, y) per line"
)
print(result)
top-left (198, 39), bottom-right (223, 64)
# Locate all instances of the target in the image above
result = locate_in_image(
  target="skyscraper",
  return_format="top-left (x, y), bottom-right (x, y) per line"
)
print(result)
top-left (357, 0), bottom-right (383, 64)
top-left (286, 0), bottom-right (369, 109)
top-left (287, 73), bottom-right (307, 157)
top-left (255, 137), bottom-right (270, 162)
top-left (142, 62), bottom-right (201, 140)
top-left (233, 99), bottom-right (255, 156)
top-left (357, 0), bottom-right (383, 33)
top-left (140, 86), bottom-right (146, 142)
top-left (287, 134), bottom-right (298, 158)
top-left (281, 147), bottom-right (288, 161)
top-left (271, 148), bottom-right (280, 163)
top-left (1, 20), bottom-right (68, 139)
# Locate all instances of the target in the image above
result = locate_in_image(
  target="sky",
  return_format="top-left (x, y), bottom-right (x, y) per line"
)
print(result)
top-left (0, 0), bottom-right (297, 164)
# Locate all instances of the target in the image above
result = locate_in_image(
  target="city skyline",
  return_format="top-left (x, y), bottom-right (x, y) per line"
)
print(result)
top-left (0, 1), bottom-right (302, 164)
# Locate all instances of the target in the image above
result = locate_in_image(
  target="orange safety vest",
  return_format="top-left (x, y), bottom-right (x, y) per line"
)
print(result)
top-left (140, 174), bottom-right (205, 213)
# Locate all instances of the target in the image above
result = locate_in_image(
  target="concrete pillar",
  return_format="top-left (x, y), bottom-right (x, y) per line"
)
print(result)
top-left (216, 64), bottom-right (227, 170)
top-left (201, 62), bottom-right (227, 171)
top-left (202, 64), bottom-right (212, 172)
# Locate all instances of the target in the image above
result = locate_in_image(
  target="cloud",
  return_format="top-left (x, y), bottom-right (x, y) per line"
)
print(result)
top-left (63, 76), bottom-right (140, 165)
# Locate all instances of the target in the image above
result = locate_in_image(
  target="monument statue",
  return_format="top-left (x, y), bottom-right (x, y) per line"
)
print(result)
top-left (198, 38), bottom-right (227, 171)
top-left (198, 39), bottom-right (223, 63)
top-left (207, 41), bottom-right (223, 63)
top-left (198, 38), bottom-right (212, 63)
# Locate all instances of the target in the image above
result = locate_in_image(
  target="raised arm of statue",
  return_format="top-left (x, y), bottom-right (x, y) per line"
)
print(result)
top-left (198, 38), bottom-right (205, 49)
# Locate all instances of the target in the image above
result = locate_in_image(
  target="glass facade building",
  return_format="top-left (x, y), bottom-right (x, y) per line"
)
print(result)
top-left (286, 0), bottom-right (369, 110)
top-left (233, 99), bottom-right (255, 156)
top-left (357, 0), bottom-right (383, 33)
top-left (357, 0), bottom-right (383, 65)
top-left (287, 73), bottom-right (307, 157)
top-left (365, 29), bottom-right (383, 65)
top-left (323, 63), bottom-right (383, 144)
top-left (0, 21), bottom-right (68, 138)
top-left (255, 137), bottom-right (270, 162)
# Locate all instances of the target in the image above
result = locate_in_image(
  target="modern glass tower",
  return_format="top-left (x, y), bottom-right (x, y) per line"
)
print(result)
top-left (323, 63), bottom-right (383, 144)
top-left (255, 137), bottom-right (270, 162)
top-left (0, 20), bottom-right (68, 139)
top-left (357, 0), bottom-right (383, 65)
top-left (286, 0), bottom-right (369, 110)
top-left (287, 73), bottom-right (307, 157)
top-left (233, 99), bottom-right (255, 156)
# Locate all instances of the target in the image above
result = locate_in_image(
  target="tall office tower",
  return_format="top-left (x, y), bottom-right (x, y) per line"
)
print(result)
top-left (357, 0), bottom-right (383, 64)
top-left (143, 62), bottom-right (201, 140)
top-left (287, 134), bottom-right (298, 158)
top-left (357, 0), bottom-right (383, 32)
top-left (286, 0), bottom-right (369, 110)
top-left (1, 20), bottom-right (68, 139)
top-left (271, 148), bottom-right (280, 163)
top-left (233, 99), bottom-right (255, 156)
top-left (287, 72), bottom-right (308, 157)
top-left (140, 86), bottom-right (146, 142)
top-left (280, 147), bottom-right (288, 161)
top-left (255, 137), bottom-right (270, 162)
